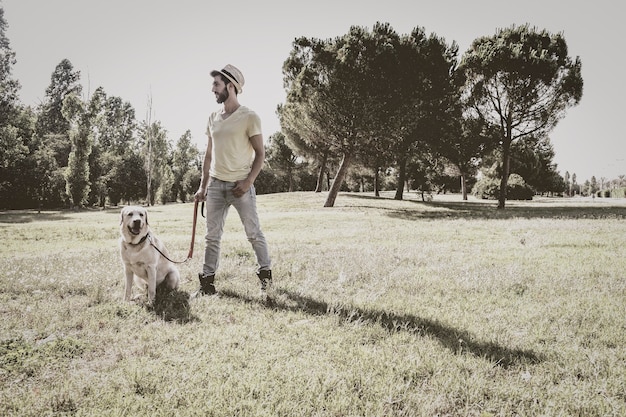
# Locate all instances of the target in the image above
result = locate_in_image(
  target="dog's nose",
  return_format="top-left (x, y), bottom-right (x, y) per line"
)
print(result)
top-left (133, 219), bottom-right (141, 226)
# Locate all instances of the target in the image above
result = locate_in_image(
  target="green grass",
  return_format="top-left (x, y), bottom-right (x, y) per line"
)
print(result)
top-left (1, 192), bottom-right (625, 416)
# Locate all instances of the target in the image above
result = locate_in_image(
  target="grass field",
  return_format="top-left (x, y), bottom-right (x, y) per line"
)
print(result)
top-left (1, 192), bottom-right (625, 416)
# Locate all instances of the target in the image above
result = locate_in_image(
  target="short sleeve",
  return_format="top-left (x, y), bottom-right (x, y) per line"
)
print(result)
top-left (246, 111), bottom-right (262, 137)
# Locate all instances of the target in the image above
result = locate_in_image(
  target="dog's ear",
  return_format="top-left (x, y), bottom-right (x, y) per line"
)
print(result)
top-left (144, 209), bottom-right (149, 225)
top-left (120, 207), bottom-right (126, 225)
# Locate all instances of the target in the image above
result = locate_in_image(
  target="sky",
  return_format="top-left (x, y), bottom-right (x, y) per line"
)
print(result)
top-left (3, 0), bottom-right (624, 183)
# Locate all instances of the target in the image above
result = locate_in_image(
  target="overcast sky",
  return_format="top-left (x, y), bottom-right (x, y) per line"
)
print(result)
top-left (3, 0), bottom-right (624, 182)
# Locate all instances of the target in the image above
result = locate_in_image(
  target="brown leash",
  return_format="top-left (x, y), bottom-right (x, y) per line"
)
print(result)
top-left (187, 199), bottom-right (199, 259)
top-left (149, 200), bottom-right (200, 264)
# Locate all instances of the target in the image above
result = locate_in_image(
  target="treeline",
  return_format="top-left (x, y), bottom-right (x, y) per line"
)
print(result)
top-left (2, 8), bottom-right (610, 210)
top-left (276, 22), bottom-right (584, 208)
top-left (0, 57), bottom-right (201, 209)
top-left (0, 7), bottom-right (203, 209)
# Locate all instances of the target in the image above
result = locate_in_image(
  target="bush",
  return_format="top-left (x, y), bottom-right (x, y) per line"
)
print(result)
top-left (612, 188), bottom-right (626, 198)
top-left (472, 174), bottom-right (534, 200)
top-left (471, 177), bottom-right (500, 200)
top-left (507, 174), bottom-right (534, 200)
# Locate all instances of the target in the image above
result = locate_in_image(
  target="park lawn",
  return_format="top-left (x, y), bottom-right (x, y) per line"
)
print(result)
top-left (0, 192), bottom-right (625, 416)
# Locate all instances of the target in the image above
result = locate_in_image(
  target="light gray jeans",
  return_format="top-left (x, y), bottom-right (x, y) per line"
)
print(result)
top-left (202, 177), bottom-right (271, 276)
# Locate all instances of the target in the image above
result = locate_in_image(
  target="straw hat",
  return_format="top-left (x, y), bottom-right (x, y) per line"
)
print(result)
top-left (210, 64), bottom-right (245, 94)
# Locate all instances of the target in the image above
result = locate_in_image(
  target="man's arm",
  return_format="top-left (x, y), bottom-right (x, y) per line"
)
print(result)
top-left (194, 134), bottom-right (213, 202)
top-left (232, 134), bottom-right (264, 198)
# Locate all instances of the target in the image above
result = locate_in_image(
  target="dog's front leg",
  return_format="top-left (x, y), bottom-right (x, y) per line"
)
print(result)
top-left (146, 266), bottom-right (157, 305)
top-left (123, 265), bottom-right (134, 302)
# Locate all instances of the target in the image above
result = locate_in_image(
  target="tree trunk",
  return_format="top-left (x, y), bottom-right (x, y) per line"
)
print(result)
top-left (315, 151), bottom-right (328, 193)
top-left (460, 174), bottom-right (468, 200)
top-left (324, 151), bottom-right (352, 207)
top-left (394, 156), bottom-right (406, 200)
top-left (145, 95), bottom-right (154, 206)
top-left (374, 167), bottom-right (380, 197)
top-left (498, 138), bottom-right (512, 209)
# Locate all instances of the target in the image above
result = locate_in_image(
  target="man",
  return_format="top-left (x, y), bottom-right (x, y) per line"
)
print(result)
top-left (193, 64), bottom-right (272, 296)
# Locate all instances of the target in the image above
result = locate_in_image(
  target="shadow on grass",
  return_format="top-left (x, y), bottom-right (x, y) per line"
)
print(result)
top-left (151, 286), bottom-right (199, 324)
top-left (342, 193), bottom-right (626, 221)
top-left (219, 288), bottom-right (542, 369)
top-left (0, 206), bottom-right (123, 224)
top-left (0, 210), bottom-right (69, 223)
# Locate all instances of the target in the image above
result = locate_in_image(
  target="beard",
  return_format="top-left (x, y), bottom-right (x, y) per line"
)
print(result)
top-left (216, 89), bottom-right (229, 104)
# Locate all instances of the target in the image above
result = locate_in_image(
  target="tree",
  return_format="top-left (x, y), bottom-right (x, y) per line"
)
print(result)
top-left (389, 28), bottom-right (459, 201)
top-left (89, 88), bottom-right (137, 206)
top-left (459, 24), bottom-right (583, 208)
top-left (157, 165), bottom-right (175, 204)
top-left (509, 136), bottom-right (562, 195)
top-left (0, 6), bottom-right (19, 129)
top-left (36, 59), bottom-right (83, 168)
top-left (544, 170), bottom-right (566, 196)
top-left (172, 130), bottom-right (199, 202)
top-left (108, 150), bottom-right (146, 205)
top-left (139, 120), bottom-right (169, 206)
top-left (281, 24), bottom-right (406, 206)
top-left (282, 23), bottom-right (457, 206)
top-left (438, 114), bottom-right (498, 200)
top-left (62, 92), bottom-right (92, 207)
top-left (265, 132), bottom-right (299, 192)
top-left (405, 153), bottom-right (450, 201)
top-left (0, 124), bottom-right (28, 207)
top-left (277, 103), bottom-right (334, 193)
top-left (282, 25), bottom-right (384, 207)
top-left (564, 171), bottom-right (571, 196)
top-left (84, 87), bottom-right (107, 206)
top-left (589, 176), bottom-right (598, 196)
top-left (182, 168), bottom-right (201, 200)
top-left (0, 6), bottom-right (27, 208)
top-left (143, 94), bottom-right (155, 204)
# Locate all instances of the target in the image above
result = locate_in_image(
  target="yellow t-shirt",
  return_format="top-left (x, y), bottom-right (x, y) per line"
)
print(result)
top-left (206, 106), bottom-right (262, 182)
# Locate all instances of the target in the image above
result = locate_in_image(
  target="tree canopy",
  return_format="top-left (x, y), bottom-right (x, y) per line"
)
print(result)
top-left (281, 22), bottom-right (459, 207)
top-left (459, 24), bottom-right (583, 208)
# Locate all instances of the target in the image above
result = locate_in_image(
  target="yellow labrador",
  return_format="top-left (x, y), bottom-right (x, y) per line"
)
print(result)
top-left (119, 206), bottom-right (180, 304)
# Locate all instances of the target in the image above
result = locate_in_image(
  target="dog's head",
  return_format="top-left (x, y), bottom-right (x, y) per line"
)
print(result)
top-left (120, 206), bottom-right (149, 243)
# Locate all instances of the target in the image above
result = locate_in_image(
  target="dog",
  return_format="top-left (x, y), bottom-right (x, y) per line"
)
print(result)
top-left (119, 206), bottom-right (180, 304)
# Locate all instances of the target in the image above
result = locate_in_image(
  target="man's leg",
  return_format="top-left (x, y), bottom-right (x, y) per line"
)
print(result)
top-left (197, 179), bottom-right (230, 295)
top-left (231, 184), bottom-right (272, 289)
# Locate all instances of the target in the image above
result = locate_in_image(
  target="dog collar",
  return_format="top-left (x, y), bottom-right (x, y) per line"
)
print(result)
top-left (129, 232), bottom-right (150, 246)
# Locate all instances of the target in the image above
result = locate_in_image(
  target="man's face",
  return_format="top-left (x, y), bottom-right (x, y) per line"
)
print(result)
top-left (212, 76), bottom-right (229, 104)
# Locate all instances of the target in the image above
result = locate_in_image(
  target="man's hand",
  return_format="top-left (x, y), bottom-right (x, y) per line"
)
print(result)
top-left (194, 186), bottom-right (207, 202)
top-left (232, 179), bottom-right (252, 198)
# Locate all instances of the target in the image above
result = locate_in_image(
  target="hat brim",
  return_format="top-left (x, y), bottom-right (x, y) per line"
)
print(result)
top-left (211, 69), bottom-right (243, 94)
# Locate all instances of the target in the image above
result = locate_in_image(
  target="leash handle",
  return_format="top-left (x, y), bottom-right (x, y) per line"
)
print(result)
top-left (187, 200), bottom-right (199, 259)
